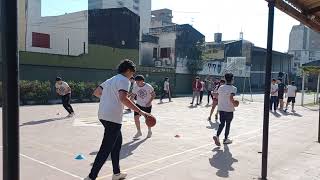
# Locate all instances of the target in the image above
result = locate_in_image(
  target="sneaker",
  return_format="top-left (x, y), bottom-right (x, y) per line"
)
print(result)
top-left (133, 131), bottom-right (142, 140)
top-left (112, 172), bottom-right (127, 180)
top-left (147, 131), bottom-right (152, 138)
top-left (159, 100), bottom-right (163, 104)
top-left (223, 139), bottom-right (233, 144)
top-left (208, 117), bottom-right (211, 121)
top-left (66, 114), bottom-right (73, 118)
top-left (213, 136), bottom-right (221, 146)
top-left (84, 177), bottom-right (92, 180)
top-left (190, 102), bottom-right (194, 105)
top-left (284, 109), bottom-right (288, 113)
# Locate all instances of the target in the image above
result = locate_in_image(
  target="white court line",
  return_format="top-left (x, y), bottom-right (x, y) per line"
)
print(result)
top-left (20, 153), bottom-right (83, 180)
top-left (127, 123), bottom-right (291, 180)
top-left (97, 119), bottom-right (293, 180)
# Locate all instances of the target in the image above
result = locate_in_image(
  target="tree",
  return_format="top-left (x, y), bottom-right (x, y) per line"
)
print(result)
top-left (186, 41), bottom-right (204, 75)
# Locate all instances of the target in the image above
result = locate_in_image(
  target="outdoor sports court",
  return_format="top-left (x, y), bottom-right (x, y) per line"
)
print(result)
top-left (0, 95), bottom-right (319, 180)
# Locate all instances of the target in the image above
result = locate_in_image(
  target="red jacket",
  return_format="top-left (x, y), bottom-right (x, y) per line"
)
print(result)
top-left (192, 80), bottom-right (202, 91)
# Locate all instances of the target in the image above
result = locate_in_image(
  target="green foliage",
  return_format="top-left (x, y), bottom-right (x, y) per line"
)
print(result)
top-left (148, 82), bottom-right (162, 97)
top-left (20, 80), bottom-right (51, 103)
top-left (186, 59), bottom-right (204, 75)
top-left (301, 66), bottom-right (320, 74)
top-left (67, 81), bottom-right (101, 101)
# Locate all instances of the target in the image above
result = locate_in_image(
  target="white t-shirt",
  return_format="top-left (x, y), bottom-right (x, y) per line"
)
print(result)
top-left (164, 81), bottom-right (170, 91)
top-left (132, 83), bottom-right (154, 107)
top-left (98, 74), bottom-right (130, 124)
top-left (287, 85), bottom-right (297, 97)
top-left (217, 84), bottom-right (237, 112)
top-left (270, 84), bottom-right (278, 96)
top-left (55, 81), bottom-right (71, 96)
top-left (200, 81), bottom-right (205, 91)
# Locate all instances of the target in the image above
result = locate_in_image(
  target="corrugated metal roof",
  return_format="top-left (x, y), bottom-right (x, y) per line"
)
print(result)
top-left (272, 0), bottom-right (320, 32)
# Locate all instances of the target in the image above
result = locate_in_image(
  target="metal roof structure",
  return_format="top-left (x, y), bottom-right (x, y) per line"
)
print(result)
top-left (273, 0), bottom-right (320, 32)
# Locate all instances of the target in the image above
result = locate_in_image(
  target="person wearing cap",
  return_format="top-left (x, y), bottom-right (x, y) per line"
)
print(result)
top-left (55, 77), bottom-right (75, 117)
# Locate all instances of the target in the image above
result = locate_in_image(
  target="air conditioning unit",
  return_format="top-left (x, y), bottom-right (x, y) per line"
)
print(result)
top-left (154, 60), bottom-right (162, 67)
top-left (163, 58), bottom-right (172, 65)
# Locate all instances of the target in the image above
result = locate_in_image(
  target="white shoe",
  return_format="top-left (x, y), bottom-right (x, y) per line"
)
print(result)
top-left (147, 131), bottom-right (152, 138)
top-left (133, 131), bottom-right (142, 140)
top-left (112, 172), bottom-right (127, 180)
top-left (223, 139), bottom-right (233, 144)
top-left (84, 177), bottom-right (92, 180)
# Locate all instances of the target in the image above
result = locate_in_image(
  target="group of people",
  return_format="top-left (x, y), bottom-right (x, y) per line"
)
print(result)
top-left (270, 78), bottom-right (297, 112)
top-left (54, 60), bottom-right (299, 180)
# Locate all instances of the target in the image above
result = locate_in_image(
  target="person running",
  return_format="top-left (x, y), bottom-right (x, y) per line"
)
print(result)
top-left (191, 77), bottom-right (202, 106)
top-left (270, 79), bottom-right (278, 112)
top-left (284, 81), bottom-right (297, 113)
top-left (85, 60), bottom-right (150, 180)
top-left (199, 80), bottom-right (205, 104)
top-left (213, 73), bottom-right (237, 146)
top-left (55, 77), bottom-right (75, 118)
top-left (277, 78), bottom-right (286, 111)
top-left (125, 77), bottom-right (135, 112)
top-left (132, 75), bottom-right (156, 139)
top-left (206, 77), bottom-right (214, 105)
top-left (208, 80), bottom-right (225, 121)
top-left (160, 77), bottom-right (172, 103)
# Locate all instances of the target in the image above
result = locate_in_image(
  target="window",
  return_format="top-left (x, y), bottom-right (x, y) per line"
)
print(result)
top-left (153, 48), bottom-right (158, 58)
top-left (160, 47), bottom-right (171, 58)
top-left (32, 32), bottom-right (50, 48)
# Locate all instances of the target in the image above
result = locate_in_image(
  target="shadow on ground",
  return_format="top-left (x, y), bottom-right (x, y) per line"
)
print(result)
top-left (90, 138), bottom-right (148, 164)
top-left (20, 117), bottom-right (67, 127)
top-left (209, 145), bottom-right (238, 178)
top-left (207, 120), bottom-right (219, 130)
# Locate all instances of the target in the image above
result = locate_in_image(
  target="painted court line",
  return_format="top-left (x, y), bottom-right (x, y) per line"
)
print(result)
top-left (20, 153), bottom-right (83, 179)
top-left (97, 119), bottom-right (293, 180)
top-left (127, 122), bottom-right (295, 180)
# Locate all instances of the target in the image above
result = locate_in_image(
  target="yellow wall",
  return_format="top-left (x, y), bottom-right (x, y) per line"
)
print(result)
top-left (18, 0), bottom-right (26, 51)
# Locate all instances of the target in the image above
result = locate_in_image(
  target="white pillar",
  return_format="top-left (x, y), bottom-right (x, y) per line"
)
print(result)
top-left (301, 71), bottom-right (305, 106)
top-left (317, 73), bottom-right (320, 104)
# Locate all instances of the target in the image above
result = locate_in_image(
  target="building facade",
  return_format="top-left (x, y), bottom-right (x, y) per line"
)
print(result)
top-left (151, 9), bottom-right (174, 28)
top-left (25, 0), bottom-right (88, 56)
top-left (288, 24), bottom-right (320, 73)
top-left (140, 24), bottom-right (205, 68)
top-left (88, 0), bottom-right (151, 36)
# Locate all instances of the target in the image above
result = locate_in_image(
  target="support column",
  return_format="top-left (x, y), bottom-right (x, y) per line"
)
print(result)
top-left (1, 0), bottom-right (20, 179)
top-left (261, 0), bottom-right (275, 179)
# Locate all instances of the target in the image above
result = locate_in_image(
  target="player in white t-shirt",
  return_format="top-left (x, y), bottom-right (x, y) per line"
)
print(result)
top-left (131, 75), bottom-right (156, 139)
top-left (85, 60), bottom-right (151, 180)
top-left (213, 73), bottom-right (237, 146)
top-left (284, 81), bottom-right (297, 113)
top-left (55, 77), bottom-right (74, 117)
top-left (160, 77), bottom-right (172, 103)
top-left (270, 79), bottom-right (279, 112)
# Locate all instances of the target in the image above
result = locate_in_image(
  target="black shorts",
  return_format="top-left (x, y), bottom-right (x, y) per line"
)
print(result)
top-left (134, 104), bottom-right (152, 116)
top-left (278, 93), bottom-right (284, 99)
top-left (287, 97), bottom-right (296, 103)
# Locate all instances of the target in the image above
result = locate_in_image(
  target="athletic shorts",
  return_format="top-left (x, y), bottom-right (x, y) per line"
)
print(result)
top-left (212, 98), bottom-right (218, 106)
top-left (278, 93), bottom-right (284, 100)
top-left (287, 97), bottom-right (296, 103)
top-left (134, 104), bottom-right (152, 116)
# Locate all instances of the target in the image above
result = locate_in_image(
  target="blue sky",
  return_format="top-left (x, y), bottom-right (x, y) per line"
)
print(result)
top-left (42, 0), bottom-right (299, 52)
